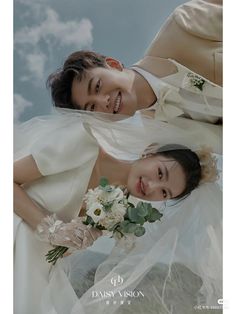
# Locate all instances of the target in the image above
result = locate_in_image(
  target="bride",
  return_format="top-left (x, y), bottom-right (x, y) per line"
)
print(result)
top-left (14, 111), bottom-right (222, 314)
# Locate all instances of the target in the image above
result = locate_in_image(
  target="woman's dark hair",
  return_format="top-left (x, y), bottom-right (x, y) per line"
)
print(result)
top-left (156, 144), bottom-right (201, 199)
top-left (47, 50), bottom-right (107, 109)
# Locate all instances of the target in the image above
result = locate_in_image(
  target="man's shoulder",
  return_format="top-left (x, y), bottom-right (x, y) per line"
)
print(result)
top-left (172, 0), bottom-right (222, 41)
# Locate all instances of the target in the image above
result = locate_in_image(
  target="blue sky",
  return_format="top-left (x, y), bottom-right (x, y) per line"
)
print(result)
top-left (14, 0), bottom-right (185, 122)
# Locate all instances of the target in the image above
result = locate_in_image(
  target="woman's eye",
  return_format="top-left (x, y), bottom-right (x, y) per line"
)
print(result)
top-left (162, 189), bottom-right (167, 198)
top-left (158, 168), bottom-right (163, 179)
top-left (95, 80), bottom-right (101, 93)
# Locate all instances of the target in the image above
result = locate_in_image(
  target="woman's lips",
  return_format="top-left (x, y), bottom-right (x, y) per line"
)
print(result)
top-left (136, 177), bottom-right (145, 196)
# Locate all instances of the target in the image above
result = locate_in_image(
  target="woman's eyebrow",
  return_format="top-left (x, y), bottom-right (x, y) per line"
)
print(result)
top-left (164, 165), bottom-right (169, 181)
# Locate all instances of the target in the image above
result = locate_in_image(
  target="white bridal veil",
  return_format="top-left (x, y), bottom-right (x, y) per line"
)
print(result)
top-left (14, 109), bottom-right (222, 314)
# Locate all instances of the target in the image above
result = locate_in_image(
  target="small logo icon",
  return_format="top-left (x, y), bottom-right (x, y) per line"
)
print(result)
top-left (111, 275), bottom-right (124, 287)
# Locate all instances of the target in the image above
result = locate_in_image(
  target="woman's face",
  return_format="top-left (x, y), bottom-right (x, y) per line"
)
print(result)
top-left (127, 155), bottom-right (186, 201)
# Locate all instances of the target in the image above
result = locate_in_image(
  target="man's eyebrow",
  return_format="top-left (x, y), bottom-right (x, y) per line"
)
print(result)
top-left (84, 77), bottom-right (94, 111)
top-left (88, 77), bottom-right (94, 95)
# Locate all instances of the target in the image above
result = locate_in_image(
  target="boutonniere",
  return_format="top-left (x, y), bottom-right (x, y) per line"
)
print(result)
top-left (183, 72), bottom-right (206, 92)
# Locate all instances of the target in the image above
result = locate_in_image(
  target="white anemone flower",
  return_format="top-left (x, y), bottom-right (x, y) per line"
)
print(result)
top-left (86, 202), bottom-right (106, 223)
top-left (100, 187), bottom-right (124, 204)
top-left (99, 202), bottom-right (127, 229)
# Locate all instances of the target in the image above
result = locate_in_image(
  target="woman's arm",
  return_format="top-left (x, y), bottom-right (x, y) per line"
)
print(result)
top-left (14, 155), bottom-right (49, 230)
top-left (14, 155), bottom-right (102, 249)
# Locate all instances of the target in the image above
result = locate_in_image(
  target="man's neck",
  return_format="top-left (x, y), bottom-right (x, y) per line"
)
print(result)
top-left (131, 69), bottom-right (157, 110)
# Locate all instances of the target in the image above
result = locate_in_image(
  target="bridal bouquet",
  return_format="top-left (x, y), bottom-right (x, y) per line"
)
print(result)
top-left (45, 177), bottom-right (163, 264)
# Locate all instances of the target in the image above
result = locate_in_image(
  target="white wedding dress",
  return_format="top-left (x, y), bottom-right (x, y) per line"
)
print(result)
top-left (14, 118), bottom-right (100, 314)
top-left (14, 112), bottom-right (223, 314)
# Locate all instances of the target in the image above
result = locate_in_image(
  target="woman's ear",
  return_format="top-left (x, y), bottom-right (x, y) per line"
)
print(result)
top-left (105, 57), bottom-right (124, 71)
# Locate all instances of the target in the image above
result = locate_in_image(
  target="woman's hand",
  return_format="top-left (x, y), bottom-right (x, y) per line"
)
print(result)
top-left (36, 215), bottom-right (102, 250)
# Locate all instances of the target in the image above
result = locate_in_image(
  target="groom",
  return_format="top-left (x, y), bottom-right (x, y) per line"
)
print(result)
top-left (48, 0), bottom-right (222, 124)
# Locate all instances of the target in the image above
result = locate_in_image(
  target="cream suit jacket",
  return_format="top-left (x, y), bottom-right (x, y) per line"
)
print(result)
top-left (134, 0), bottom-right (222, 153)
top-left (139, 0), bottom-right (222, 86)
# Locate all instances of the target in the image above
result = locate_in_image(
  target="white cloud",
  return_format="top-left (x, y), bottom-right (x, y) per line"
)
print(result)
top-left (14, 93), bottom-right (33, 122)
top-left (15, 8), bottom-right (93, 47)
top-left (25, 52), bottom-right (47, 81)
top-left (15, 6), bottom-right (93, 82)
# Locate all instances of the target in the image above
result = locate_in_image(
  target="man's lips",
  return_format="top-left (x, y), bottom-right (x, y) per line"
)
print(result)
top-left (113, 91), bottom-right (122, 114)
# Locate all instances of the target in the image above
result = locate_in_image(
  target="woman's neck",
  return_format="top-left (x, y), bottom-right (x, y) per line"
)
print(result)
top-left (95, 148), bottom-right (131, 187)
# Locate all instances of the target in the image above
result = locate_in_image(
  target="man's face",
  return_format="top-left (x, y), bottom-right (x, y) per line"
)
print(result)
top-left (71, 59), bottom-right (138, 116)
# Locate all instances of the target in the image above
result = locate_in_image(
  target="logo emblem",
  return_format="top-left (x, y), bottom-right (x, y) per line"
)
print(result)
top-left (111, 275), bottom-right (124, 287)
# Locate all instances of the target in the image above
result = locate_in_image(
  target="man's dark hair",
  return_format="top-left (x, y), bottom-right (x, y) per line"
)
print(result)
top-left (47, 51), bottom-right (107, 109)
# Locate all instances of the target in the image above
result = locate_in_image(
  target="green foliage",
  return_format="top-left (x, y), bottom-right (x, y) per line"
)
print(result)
top-left (99, 177), bottom-right (109, 187)
top-left (134, 226), bottom-right (146, 237)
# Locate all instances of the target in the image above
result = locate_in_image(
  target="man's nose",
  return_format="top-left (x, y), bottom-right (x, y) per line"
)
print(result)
top-left (97, 94), bottom-right (110, 110)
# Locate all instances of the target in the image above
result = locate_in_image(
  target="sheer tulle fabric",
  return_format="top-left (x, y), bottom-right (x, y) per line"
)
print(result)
top-left (14, 109), bottom-right (222, 313)
top-left (40, 182), bottom-right (221, 314)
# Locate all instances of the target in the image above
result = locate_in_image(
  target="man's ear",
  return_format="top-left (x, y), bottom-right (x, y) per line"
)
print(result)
top-left (105, 57), bottom-right (124, 71)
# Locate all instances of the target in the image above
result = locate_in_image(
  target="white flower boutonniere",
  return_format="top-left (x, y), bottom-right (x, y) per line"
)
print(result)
top-left (183, 72), bottom-right (206, 92)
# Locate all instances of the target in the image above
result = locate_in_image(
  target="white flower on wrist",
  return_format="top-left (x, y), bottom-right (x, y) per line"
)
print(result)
top-left (86, 202), bottom-right (106, 223)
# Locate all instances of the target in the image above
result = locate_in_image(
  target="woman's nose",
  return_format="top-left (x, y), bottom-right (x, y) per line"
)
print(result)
top-left (147, 179), bottom-right (161, 193)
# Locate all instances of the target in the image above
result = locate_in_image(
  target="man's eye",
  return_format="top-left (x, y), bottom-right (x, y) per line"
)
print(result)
top-left (95, 80), bottom-right (101, 93)
top-left (90, 104), bottom-right (95, 112)
top-left (162, 189), bottom-right (167, 198)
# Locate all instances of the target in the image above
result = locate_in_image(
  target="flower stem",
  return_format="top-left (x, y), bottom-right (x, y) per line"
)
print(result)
top-left (45, 246), bottom-right (68, 265)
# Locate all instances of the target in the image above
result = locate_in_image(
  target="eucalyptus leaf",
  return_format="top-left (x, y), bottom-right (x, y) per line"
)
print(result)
top-left (120, 222), bottom-right (137, 233)
top-left (148, 208), bottom-right (163, 222)
top-left (136, 216), bottom-right (145, 225)
top-left (127, 207), bottom-right (140, 222)
top-left (136, 202), bottom-right (148, 217)
top-left (134, 226), bottom-right (146, 237)
top-left (120, 220), bottom-right (130, 228)
top-left (126, 223), bottom-right (137, 233)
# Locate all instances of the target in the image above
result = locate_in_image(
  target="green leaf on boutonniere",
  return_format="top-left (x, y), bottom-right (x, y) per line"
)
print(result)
top-left (99, 177), bottom-right (109, 187)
